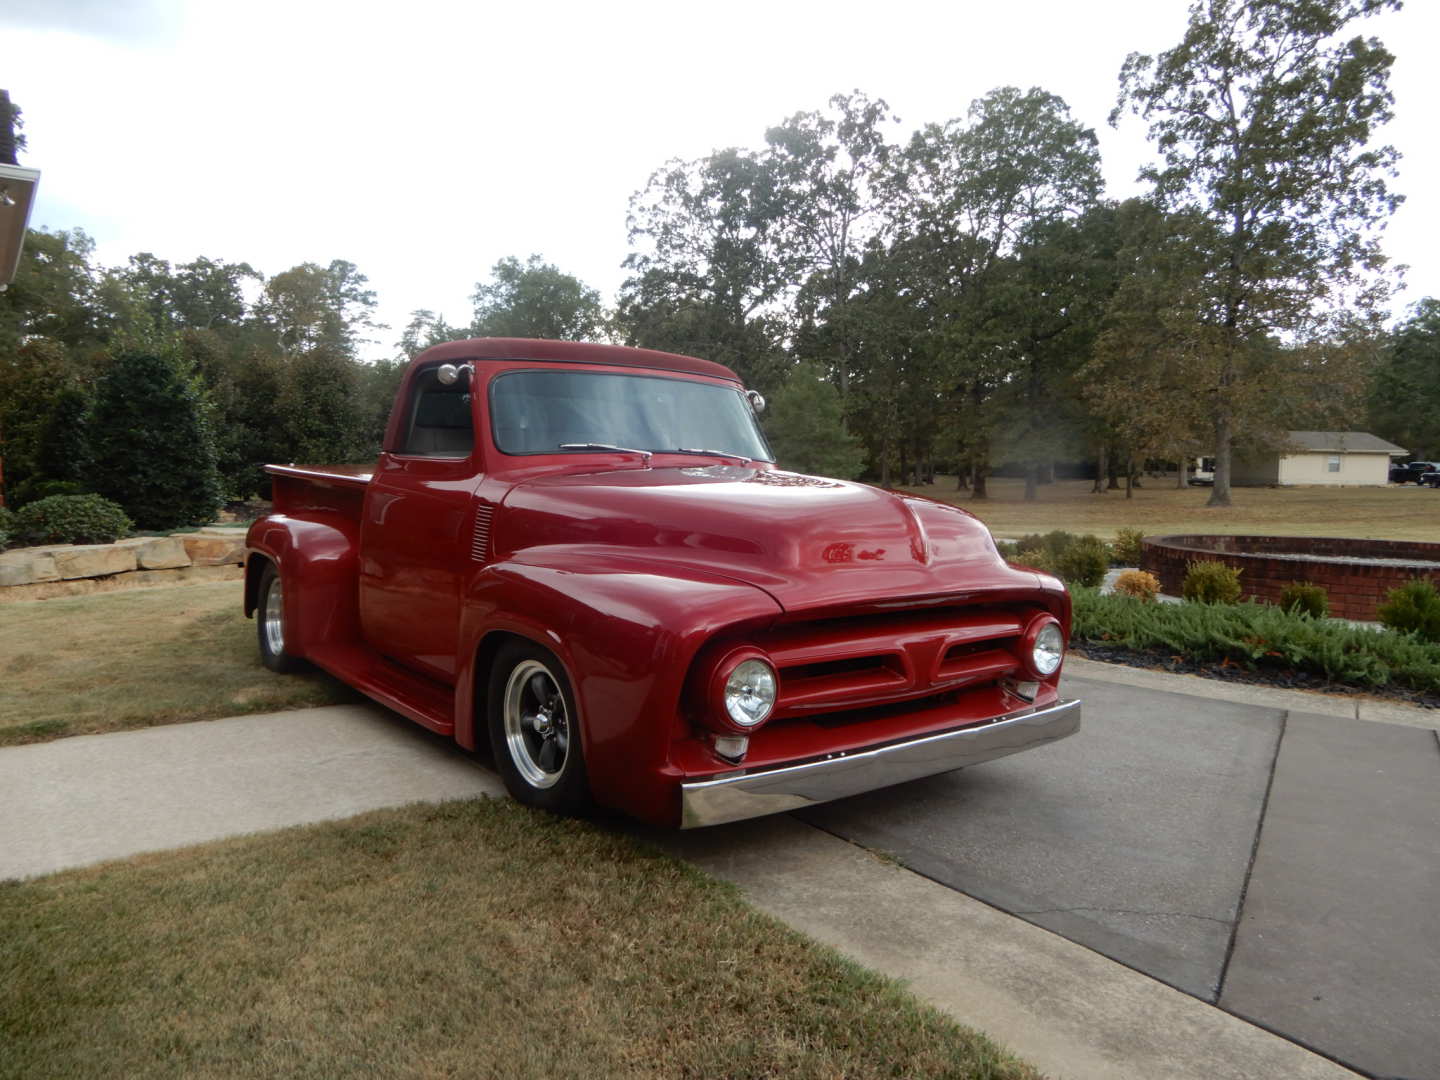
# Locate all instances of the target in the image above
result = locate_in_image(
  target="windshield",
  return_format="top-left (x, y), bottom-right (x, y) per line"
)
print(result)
top-left (490, 369), bottom-right (773, 461)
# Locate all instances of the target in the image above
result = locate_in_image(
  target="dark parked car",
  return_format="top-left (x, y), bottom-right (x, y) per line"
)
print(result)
top-left (1389, 461), bottom-right (1438, 484)
top-left (1420, 468), bottom-right (1440, 488)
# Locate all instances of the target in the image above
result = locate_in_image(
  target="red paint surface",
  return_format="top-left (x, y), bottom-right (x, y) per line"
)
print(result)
top-left (246, 339), bottom-right (1072, 826)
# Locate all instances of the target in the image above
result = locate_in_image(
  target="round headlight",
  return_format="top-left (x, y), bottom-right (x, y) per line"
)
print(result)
top-left (1032, 621), bottom-right (1064, 676)
top-left (723, 658), bottom-right (777, 728)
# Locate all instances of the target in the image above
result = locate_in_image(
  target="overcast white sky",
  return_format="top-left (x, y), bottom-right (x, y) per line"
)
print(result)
top-left (4, 0), bottom-right (1437, 360)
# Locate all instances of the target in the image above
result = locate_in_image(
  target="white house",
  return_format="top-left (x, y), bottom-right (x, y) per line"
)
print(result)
top-left (1231, 431), bottom-right (1408, 486)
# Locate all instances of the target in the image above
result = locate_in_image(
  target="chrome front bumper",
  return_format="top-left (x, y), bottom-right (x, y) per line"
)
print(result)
top-left (680, 698), bottom-right (1081, 828)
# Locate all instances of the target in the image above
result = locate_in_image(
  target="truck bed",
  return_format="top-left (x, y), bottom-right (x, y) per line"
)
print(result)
top-left (265, 463), bottom-right (373, 518)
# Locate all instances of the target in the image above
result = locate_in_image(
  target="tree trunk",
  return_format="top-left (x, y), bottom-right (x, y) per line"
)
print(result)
top-left (880, 455), bottom-right (891, 488)
top-left (1023, 463), bottom-right (1038, 502)
top-left (956, 466), bottom-right (969, 491)
top-left (1207, 411), bottom-right (1234, 507)
top-left (1107, 452), bottom-right (1121, 490)
top-left (973, 463), bottom-right (988, 499)
top-left (1125, 459), bottom-right (1134, 499)
top-left (1040, 460), bottom-right (1055, 485)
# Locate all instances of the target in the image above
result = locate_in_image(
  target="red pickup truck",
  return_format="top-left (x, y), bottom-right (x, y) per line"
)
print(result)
top-left (244, 338), bottom-right (1079, 827)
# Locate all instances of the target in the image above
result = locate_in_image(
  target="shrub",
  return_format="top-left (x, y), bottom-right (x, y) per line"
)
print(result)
top-left (1113, 569), bottom-right (1161, 602)
top-left (1182, 560), bottom-right (1243, 604)
top-left (1054, 535), bottom-right (1110, 588)
top-left (1377, 580), bottom-right (1440, 643)
top-left (89, 352), bottom-right (223, 530)
top-left (14, 494), bottom-right (132, 545)
top-left (0, 505), bottom-right (14, 550)
top-left (1011, 547), bottom-right (1055, 574)
top-left (1014, 530), bottom-right (1081, 560)
top-left (1111, 528), bottom-right (1145, 566)
top-left (1070, 587), bottom-right (1440, 696)
top-left (0, 526), bottom-right (9, 552)
top-left (1279, 581), bottom-right (1329, 619)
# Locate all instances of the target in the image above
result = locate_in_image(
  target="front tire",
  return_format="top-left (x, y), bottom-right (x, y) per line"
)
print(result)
top-left (488, 641), bottom-right (590, 815)
top-left (256, 562), bottom-right (309, 673)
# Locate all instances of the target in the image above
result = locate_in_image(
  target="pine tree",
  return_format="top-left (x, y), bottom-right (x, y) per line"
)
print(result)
top-left (90, 352), bottom-right (223, 529)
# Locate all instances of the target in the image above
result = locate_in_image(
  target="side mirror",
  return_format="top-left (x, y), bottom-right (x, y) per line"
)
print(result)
top-left (746, 389), bottom-right (766, 414)
top-left (437, 363), bottom-right (471, 387)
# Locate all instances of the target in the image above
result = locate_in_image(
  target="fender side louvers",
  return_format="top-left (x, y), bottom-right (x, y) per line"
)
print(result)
top-left (471, 505), bottom-right (494, 563)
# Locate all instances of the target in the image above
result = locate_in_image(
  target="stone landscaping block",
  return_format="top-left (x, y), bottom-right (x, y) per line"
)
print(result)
top-left (52, 545), bottom-right (137, 580)
top-left (0, 552), bottom-right (61, 587)
top-left (181, 534), bottom-right (245, 566)
top-left (135, 537), bottom-right (192, 570)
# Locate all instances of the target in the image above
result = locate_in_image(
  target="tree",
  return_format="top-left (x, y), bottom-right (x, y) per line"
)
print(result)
top-left (762, 363), bottom-right (865, 479)
top-left (895, 86), bottom-right (1103, 496)
top-left (397, 309), bottom-right (468, 359)
top-left (620, 148), bottom-right (792, 394)
top-left (1369, 298), bottom-right (1440, 457)
top-left (89, 352), bottom-right (222, 529)
top-left (254, 259), bottom-right (379, 356)
top-left (1115, 0), bottom-right (1402, 506)
top-left (765, 92), bottom-right (899, 395)
top-left (470, 255), bottom-right (606, 341)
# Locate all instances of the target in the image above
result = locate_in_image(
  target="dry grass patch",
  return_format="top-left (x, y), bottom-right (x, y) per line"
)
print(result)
top-left (0, 581), bottom-right (356, 746)
top-left (0, 799), bottom-right (1039, 1080)
top-left (901, 476), bottom-right (1440, 542)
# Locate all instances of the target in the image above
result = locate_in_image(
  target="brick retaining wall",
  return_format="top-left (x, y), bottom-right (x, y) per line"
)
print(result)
top-left (1139, 535), bottom-right (1440, 621)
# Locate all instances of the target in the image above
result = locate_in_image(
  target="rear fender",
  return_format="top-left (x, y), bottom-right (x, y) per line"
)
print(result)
top-left (244, 513), bottom-right (362, 658)
top-left (456, 555), bottom-right (782, 825)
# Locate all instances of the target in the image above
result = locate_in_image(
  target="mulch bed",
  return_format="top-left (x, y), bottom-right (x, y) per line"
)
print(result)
top-left (1071, 641), bottom-right (1440, 711)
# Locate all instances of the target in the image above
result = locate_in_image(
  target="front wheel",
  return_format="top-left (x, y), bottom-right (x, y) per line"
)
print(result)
top-left (256, 562), bottom-right (309, 673)
top-left (488, 641), bottom-right (590, 815)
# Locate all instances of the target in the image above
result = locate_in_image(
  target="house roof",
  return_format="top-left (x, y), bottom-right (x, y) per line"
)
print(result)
top-left (1285, 431), bottom-right (1408, 455)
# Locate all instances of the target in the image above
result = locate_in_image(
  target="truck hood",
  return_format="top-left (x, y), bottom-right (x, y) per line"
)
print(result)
top-left (496, 464), bottom-right (1046, 614)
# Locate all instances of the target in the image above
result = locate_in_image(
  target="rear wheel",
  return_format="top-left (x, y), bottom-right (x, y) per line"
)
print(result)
top-left (256, 562), bottom-right (308, 673)
top-left (488, 641), bottom-right (590, 814)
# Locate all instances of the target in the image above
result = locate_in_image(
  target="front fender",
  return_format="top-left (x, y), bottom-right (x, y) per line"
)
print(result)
top-left (244, 513), bottom-right (361, 659)
top-left (456, 551), bottom-right (783, 825)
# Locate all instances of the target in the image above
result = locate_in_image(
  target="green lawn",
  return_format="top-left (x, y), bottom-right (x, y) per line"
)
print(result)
top-left (0, 800), bottom-right (1039, 1080)
top-left (0, 581), bottom-right (356, 746)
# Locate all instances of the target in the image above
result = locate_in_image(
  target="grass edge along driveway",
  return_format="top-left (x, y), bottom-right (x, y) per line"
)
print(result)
top-left (0, 799), bottom-right (1041, 1080)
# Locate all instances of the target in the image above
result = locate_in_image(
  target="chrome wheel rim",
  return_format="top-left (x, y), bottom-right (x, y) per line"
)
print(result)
top-left (262, 577), bottom-right (285, 657)
top-left (503, 659), bottom-right (569, 789)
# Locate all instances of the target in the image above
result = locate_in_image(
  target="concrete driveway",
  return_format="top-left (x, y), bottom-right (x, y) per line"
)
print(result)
top-left (2, 662), bottom-right (1436, 1079)
top-left (793, 670), bottom-right (1440, 1080)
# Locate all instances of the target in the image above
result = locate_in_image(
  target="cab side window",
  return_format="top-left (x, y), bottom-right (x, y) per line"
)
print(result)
top-left (398, 367), bottom-right (475, 457)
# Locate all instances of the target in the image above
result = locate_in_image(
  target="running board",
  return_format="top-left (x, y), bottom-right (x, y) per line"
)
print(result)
top-left (305, 641), bottom-right (456, 735)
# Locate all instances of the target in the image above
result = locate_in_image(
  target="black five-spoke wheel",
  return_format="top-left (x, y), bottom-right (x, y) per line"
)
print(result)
top-left (488, 642), bottom-right (590, 813)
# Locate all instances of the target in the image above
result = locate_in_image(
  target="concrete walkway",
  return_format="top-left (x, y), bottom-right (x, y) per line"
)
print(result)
top-left (3, 663), bottom-right (1436, 1079)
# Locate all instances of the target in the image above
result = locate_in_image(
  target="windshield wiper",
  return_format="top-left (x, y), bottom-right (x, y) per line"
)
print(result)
top-left (558, 443), bottom-right (653, 466)
top-left (674, 447), bottom-right (753, 465)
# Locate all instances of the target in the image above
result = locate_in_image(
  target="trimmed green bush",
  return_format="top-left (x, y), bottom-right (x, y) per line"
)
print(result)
top-left (0, 505), bottom-right (14, 550)
top-left (1279, 581), bottom-right (1329, 619)
top-left (0, 527), bottom-right (9, 552)
top-left (1071, 587), bottom-right (1440, 695)
top-left (14, 494), bottom-right (132, 545)
top-left (1055, 535), bottom-right (1110, 588)
top-left (1004, 531), bottom-right (1111, 587)
top-left (1013, 547), bottom-right (1055, 574)
top-left (1111, 528), bottom-right (1145, 566)
top-left (1377, 580), bottom-right (1440, 644)
top-left (1182, 560), bottom-right (1243, 604)
top-left (89, 352), bottom-right (223, 530)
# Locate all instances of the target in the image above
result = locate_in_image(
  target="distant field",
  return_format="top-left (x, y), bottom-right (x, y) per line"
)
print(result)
top-left (900, 476), bottom-right (1440, 542)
